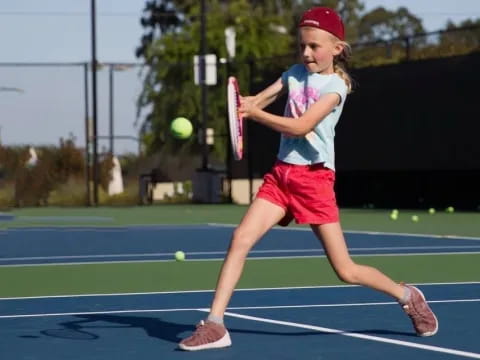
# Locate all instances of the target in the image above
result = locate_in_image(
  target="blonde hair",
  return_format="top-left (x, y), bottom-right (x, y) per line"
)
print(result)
top-left (333, 41), bottom-right (352, 93)
top-left (298, 28), bottom-right (353, 92)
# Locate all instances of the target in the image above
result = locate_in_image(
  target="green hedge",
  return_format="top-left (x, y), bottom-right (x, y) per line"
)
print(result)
top-left (0, 141), bottom-right (131, 207)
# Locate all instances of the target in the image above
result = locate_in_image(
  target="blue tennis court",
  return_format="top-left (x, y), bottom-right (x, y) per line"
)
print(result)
top-left (0, 224), bottom-right (479, 359)
top-left (1, 224), bottom-right (480, 265)
top-left (1, 284), bottom-right (479, 359)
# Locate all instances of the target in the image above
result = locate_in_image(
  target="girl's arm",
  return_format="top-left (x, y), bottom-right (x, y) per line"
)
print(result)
top-left (243, 78), bottom-right (285, 110)
top-left (240, 93), bottom-right (340, 137)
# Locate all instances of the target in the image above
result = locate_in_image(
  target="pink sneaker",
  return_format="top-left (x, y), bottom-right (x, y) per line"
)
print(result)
top-left (401, 284), bottom-right (439, 336)
top-left (178, 320), bottom-right (232, 351)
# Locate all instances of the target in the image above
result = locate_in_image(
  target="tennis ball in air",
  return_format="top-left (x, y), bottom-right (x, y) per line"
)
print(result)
top-left (428, 208), bottom-right (436, 215)
top-left (175, 251), bottom-right (186, 262)
top-left (390, 212), bottom-right (398, 221)
top-left (446, 206), bottom-right (455, 213)
top-left (170, 117), bottom-right (193, 139)
top-left (411, 215), bottom-right (419, 222)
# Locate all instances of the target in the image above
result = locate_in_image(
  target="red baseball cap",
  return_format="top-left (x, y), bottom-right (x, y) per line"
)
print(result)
top-left (298, 7), bottom-right (345, 41)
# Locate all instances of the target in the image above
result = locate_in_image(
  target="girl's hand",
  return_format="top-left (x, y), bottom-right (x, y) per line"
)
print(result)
top-left (239, 96), bottom-right (259, 119)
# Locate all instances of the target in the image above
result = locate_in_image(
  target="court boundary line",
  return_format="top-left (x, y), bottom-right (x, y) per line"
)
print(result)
top-left (2, 244), bottom-right (480, 262)
top-left (2, 224), bottom-right (216, 232)
top-left (3, 223), bottom-right (480, 241)
top-left (2, 251), bottom-right (480, 267)
top-left (1, 297), bottom-right (479, 320)
top-left (218, 310), bottom-right (480, 359)
top-left (1, 281), bottom-right (479, 301)
top-left (208, 223), bottom-right (480, 241)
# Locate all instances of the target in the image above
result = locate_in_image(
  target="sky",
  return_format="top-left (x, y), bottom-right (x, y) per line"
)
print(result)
top-left (0, 0), bottom-right (479, 154)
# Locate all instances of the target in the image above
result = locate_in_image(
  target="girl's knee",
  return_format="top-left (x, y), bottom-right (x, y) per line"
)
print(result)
top-left (229, 228), bottom-right (256, 253)
top-left (335, 263), bottom-right (360, 284)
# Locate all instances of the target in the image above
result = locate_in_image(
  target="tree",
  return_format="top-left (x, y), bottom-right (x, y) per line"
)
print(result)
top-left (439, 19), bottom-right (480, 56)
top-left (136, 0), bottom-right (184, 58)
top-left (136, 0), bottom-right (295, 159)
top-left (349, 6), bottom-right (426, 67)
top-left (358, 6), bottom-right (424, 42)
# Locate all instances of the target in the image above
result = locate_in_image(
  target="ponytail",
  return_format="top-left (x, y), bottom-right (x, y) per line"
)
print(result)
top-left (334, 42), bottom-right (352, 93)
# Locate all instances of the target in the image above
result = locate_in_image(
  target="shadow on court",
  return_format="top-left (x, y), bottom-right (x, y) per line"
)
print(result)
top-left (35, 314), bottom-right (416, 343)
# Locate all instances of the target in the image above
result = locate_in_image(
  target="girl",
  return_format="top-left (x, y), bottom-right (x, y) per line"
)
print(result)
top-left (179, 6), bottom-right (438, 351)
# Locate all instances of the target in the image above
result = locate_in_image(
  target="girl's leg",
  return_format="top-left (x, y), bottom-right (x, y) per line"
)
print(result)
top-left (311, 222), bottom-right (439, 337)
top-left (310, 222), bottom-right (404, 300)
top-left (179, 199), bottom-right (287, 351)
top-left (209, 198), bottom-right (287, 317)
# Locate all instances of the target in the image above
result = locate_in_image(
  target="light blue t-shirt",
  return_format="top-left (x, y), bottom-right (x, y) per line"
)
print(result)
top-left (278, 64), bottom-right (348, 170)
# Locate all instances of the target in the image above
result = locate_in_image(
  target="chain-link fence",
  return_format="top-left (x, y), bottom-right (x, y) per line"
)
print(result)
top-left (351, 25), bottom-right (480, 67)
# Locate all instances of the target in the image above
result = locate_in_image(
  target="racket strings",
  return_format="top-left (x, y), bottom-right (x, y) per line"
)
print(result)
top-left (228, 77), bottom-right (244, 160)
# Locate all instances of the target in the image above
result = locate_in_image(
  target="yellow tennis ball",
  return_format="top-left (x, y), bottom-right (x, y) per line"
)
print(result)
top-left (428, 208), bottom-right (436, 215)
top-left (411, 215), bottom-right (419, 222)
top-left (171, 117), bottom-right (193, 139)
top-left (390, 213), bottom-right (398, 221)
top-left (175, 251), bottom-right (186, 261)
top-left (446, 206), bottom-right (455, 213)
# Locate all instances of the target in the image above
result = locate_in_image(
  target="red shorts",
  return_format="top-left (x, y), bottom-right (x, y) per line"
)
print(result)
top-left (256, 161), bottom-right (339, 226)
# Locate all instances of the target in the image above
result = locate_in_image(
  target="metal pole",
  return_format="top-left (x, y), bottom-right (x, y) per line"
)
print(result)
top-left (405, 36), bottom-right (411, 61)
top-left (109, 64), bottom-right (114, 155)
top-left (248, 59), bottom-right (254, 203)
top-left (90, 0), bottom-right (99, 205)
top-left (83, 63), bottom-right (91, 206)
top-left (225, 60), bottom-right (233, 203)
top-left (200, 0), bottom-right (208, 169)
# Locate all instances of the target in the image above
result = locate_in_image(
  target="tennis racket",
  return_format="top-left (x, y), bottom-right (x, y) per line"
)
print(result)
top-left (227, 76), bottom-right (244, 161)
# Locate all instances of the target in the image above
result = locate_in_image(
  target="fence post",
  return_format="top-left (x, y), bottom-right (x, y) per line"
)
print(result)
top-left (83, 62), bottom-right (91, 206)
top-left (404, 36), bottom-right (411, 61)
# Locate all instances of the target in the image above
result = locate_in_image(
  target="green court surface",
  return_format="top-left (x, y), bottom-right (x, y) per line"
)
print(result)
top-left (1, 254), bottom-right (479, 298)
top-left (0, 205), bottom-right (478, 299)
top-left (2, 205), bottom-right (480, 237)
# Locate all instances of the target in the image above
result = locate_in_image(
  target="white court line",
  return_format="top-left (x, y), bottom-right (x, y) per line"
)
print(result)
top-left (1, 298), bottom-right (479, 320)
top-left (218, 311), bottom-right (480, 359)
top-left (224, 298), bottom-right (480, 311)
top-left (0, 307), bottom-right (207, 319)
top-left (1, 281), bottom-right (479, 301)
top-left (4, 224), bottom-right (212, 232)
top-left (5, 223), bottom-right (480, 241)
top-left (2, 245), bottom-right (480, 263)
top-left (2, 251), bottom-right (479, 268)
top-left (208, 223), bottom-right (480, 241)
top-left (17, 216), bottom-right (114, 222)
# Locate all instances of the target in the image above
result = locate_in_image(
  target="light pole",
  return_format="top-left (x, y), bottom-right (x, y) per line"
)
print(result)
top-left (108, 63), bottom-right (134, 157)
top-left (83, 63), bottom-right (91, 206)
top-left (109, 64), bottom-right (114, 156)
top-left (200, 0), bottom-right (208, 169)
top-left (90, 0), bottom-right (99, 206)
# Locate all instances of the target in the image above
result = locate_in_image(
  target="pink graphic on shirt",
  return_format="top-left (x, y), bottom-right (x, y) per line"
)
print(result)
top-left (287, 87), bottom-right (320, 118)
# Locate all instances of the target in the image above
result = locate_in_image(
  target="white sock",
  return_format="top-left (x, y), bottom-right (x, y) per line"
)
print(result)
top-left (399, 286), bottom-right (411, 304)
top-left (207, 314), bottom-right (224, 325)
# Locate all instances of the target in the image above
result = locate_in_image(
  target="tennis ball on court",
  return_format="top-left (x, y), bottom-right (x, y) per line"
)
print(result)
top-left (170, 117), bottom-right (193, 139)
top-left (411, 215), bottom-right (419, 222)
top-left (428, 208), bottom-right (436, 215)
top-left (390, 212), bottom-right (398, 221)
top-left (392, 209), bottom-right (399, 215)
top-left (446, 206), bottom-right (455, 213)
top-left (175, 251), bottom-right (186, 261)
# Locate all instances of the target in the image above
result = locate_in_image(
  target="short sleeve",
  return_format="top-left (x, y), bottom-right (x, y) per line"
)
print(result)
top-left (321, 75), bottom-right (348, 105)
top-left (281, 64), bottom-right (303, 87)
